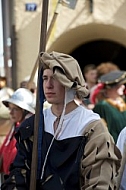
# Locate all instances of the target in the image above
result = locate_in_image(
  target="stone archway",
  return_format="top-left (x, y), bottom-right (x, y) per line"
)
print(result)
top-left (70, 40), bottom-right (126, 71)
top-left (48, 23), bottom-right (126, 70)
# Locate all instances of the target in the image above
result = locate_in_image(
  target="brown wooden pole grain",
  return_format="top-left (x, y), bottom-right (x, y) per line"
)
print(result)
top-left (29, 0), bottom-right (49, 189)
top-left (28, 0), bottom-right (61, 85)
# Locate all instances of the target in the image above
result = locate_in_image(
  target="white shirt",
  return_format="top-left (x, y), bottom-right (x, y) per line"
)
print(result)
top-left (41, 105), bottom-right (100, 179)
top-left (43, 105), bottom-right (100, 140)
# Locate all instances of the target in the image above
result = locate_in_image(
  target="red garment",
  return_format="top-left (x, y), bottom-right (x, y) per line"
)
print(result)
top-left (90, 83), bottom-right (105, 104)
top-left (0, 122), bottom-right (20, 174)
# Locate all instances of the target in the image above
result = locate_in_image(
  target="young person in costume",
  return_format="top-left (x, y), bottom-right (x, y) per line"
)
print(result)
top-left (0, 88), bottom-right (35, 174)
top-left (1, 52), bottom-right (121, 190)
top-left (93, 70), bottom-right (126, 143)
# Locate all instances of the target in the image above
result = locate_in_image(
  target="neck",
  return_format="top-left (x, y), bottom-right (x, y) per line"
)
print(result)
top-left (106, 90), bottom-right (119, 100)
top-left (87, 82), bottom-right (96, 90)
top-left (51, 100), bottom-right (78, 117)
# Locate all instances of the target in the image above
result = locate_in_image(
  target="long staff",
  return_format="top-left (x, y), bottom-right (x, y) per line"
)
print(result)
top-left (28, 0), bottom-right (62, 86)
top-left (29, 0), bottom-right (49, 189)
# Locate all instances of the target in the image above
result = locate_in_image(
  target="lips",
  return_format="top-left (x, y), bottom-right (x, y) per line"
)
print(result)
top-left (45, 92), bottom-right (55, 98)
top-left (45, 92), bottom-right (55, 95)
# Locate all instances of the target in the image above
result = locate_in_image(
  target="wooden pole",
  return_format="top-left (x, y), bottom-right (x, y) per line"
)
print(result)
top-left (27, 0), bottom-right (62, 86)
top-left (46, 0), bottom-right (62, 43)
top-left (27, 55), bottom-right (39, 90)
top-left (29, 0), bottom-right (49, 189)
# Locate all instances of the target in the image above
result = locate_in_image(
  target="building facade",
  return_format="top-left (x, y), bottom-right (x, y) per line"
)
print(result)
top-left (2, 0), bottom-right (126, 88)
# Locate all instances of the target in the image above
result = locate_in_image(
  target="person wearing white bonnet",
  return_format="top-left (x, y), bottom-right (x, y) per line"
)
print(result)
top-left (1, 52), bottom-right (121, 190)
top-left (0, 88), bottom-right (35, 176)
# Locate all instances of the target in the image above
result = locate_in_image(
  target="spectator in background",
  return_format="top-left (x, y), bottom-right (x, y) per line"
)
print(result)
top-left (0, 88), bottom-right (35, 174)
top-left (88, 61), bottom-right (121, 109)
top-left (89, 82), bottom-right (105, 105)
top-left (0, 76), bottom-right (14, 119)
top-left (83, 64), bottom-right (97, 107)
top-left (96, 61), bottom-right (120, 78)
top-left (83, 64), bottom-right (97, 90)
top-left (0, 76), bottom-right (14, 154)
top-left (0, 76), bottom-right (13, 96)
top-left (93, 70), bottom-right (126, 143)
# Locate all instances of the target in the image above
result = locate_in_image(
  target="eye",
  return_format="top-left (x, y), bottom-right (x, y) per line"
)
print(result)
top-left (42, 76), bottom-right (48, 81)
top-left (14, 108), bottom-right (20, 112)
top-left (9, 107), bottom-right (22, 112)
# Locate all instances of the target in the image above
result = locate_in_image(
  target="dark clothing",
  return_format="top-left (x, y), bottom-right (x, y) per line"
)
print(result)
top-left (39, 133), bottom-right (87, 190)
top-left (1, 115), bottom-right (87, 190)
top-left (1, 116), bottom-right (34, 190)
top-left (1, 110), bottom-right (121, 190)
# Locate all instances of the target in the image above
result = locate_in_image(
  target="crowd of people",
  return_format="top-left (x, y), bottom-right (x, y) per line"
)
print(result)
top-left (0, 52), bottom-right (126, 189)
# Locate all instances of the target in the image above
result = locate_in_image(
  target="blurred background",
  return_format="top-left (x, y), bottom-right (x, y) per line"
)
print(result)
top-left (0, 0), bottom-right (126, 89)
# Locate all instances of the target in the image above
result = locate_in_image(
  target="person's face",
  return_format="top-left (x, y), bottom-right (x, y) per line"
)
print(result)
top-left (117, 84), bottom-right (125, 96)
top-left (106, 84), bottom-right (125, 97)
top-left (8, 103), bottom-right (24, 123)
top-left (85, 69), bottom-right (97, 83)
top-left (43, 69), bottom-right (65, 105)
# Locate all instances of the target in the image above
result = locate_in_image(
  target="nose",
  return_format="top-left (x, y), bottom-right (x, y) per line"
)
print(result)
top-left (46, 79), bottom-right (53, 88)
top-left (9, 109), bottom-right (14, 115)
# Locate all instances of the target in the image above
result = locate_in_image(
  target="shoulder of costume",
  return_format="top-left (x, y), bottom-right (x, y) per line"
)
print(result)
top-left (16, 114), bottom-right (35, 140)
top-left (94, 100), bottom-right (110, 107)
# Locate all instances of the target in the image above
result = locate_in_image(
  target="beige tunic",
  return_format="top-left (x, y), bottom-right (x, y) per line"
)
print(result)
top-left (81, 120), bottom-right (121, 189)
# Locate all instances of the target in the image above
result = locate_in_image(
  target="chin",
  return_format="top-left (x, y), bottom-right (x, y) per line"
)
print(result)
top-left (11, 119), bottom-right (16, 123)
top-left (46, 98), bottom-right (53, 104)
top-left (47, 100), bottom-right (53, 104)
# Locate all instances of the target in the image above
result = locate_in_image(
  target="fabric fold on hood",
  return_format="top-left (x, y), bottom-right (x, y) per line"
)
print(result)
top-left (39, 51), bottom-right (89, 99)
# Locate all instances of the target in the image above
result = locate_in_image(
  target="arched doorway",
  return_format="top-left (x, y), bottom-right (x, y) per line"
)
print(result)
top-left (70, 40), bottom-right (126, 71)
top-left (48, 23), bottom-right (126, 71)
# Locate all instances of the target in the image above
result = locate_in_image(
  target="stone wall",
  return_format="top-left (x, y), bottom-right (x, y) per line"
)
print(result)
top-left (14, 0), bottom-right (126, 87)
